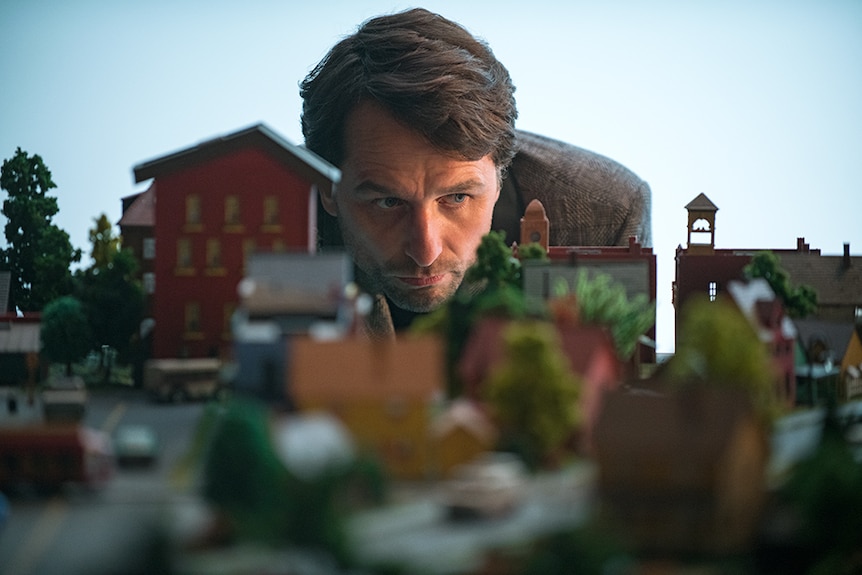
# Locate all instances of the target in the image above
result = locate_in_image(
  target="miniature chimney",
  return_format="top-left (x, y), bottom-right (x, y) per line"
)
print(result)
top-left (844, 243), bottom-right (851, 269)
top-left (520, 199), bottom-right (549, 252)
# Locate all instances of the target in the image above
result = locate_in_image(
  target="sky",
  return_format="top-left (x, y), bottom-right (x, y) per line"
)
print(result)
top-left (2, 0), bottom-right (861, 353)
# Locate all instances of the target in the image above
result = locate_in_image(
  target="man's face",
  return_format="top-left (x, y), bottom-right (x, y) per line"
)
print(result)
top-left (320, 100), bottom-right (500, 313)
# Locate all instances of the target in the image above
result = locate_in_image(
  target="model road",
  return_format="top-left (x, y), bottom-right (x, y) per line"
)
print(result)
top-left (0, 388), bottom-right (207, 575)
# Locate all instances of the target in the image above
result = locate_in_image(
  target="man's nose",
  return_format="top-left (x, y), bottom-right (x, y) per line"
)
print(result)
top-left (405, 208), bottom-right (443, 268)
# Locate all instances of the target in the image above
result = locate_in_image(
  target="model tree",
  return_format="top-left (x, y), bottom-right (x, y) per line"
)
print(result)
top-left (744, 250), bottom-right (817, 318)
top-left (41, 296), bottom-right (92, 377)
top-left (74, 215), bottom-right (145, 382)
top-left (0, 148), bottom-right (81, 311)
top-left (483, 321), bottom-right (581, 468)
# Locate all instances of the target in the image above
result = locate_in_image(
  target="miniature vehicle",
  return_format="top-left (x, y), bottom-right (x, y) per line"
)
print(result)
top-left (443, 452), bottom-right (527, 520)
top-left (144, 358), bottom-right (226, 403)
top-left (0, 425), bottom-right (113, 492)
top-left (113, 424), bottom-right (159, 468)
top-left (41, 375), bottom-right (87, 423)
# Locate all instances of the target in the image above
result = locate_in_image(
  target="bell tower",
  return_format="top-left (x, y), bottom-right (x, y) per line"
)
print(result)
top-left (685, 193), bottom-right (718, 255)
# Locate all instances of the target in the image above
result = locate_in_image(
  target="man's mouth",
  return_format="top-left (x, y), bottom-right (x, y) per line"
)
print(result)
top-left (394, 274), bottom-right (447, 288)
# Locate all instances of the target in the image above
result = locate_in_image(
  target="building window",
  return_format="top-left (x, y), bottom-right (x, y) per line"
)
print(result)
top-left (186, 195), bottom-right (201, 227)
top-left (143, 237), bottom-right (155, 260)
top-left (262, 195), bottom-right (281, 230)
top-left (185, 302), bottom-right (201, 335)
top-left (177, 238), bottom-right (193, 273)
top-left (708, 281), bottom-right (717, 302)
top-left (143, 272), bottom-right (155, 294)
top-left (206, 238), bottom-right (222, 269)
top-left (225, 195), bottom-right (241, 226)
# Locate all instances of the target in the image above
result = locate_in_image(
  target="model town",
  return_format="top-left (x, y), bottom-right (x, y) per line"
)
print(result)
top-left (0, 126), bottom-right (860, 575)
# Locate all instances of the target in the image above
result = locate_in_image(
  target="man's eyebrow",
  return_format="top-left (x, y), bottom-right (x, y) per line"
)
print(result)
top-left (353, 179), bottom-right (487, 196)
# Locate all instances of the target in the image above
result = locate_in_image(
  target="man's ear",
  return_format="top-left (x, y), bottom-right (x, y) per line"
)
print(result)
top-left (320, 184), bottom-right (338, 216)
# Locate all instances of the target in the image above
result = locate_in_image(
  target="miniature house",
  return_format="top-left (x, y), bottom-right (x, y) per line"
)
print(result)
top-left (726, 278), bottom-right (798, 407)
top-left (129, 124), bottom-right (340, 360)
top-left (232, 251), bottom-right (353, 405)
top-left (289, 335), bottom-right (445, 480)
top-left (594, 386), bottom-right (769, 556)
top-left (431, 398), bottom-right (498, 477)
top-left (519, 202), bottom-right (657, 367)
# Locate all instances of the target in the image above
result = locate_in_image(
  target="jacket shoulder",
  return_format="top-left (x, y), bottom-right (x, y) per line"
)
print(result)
top-left (506, 130), bottom-right (651, 247)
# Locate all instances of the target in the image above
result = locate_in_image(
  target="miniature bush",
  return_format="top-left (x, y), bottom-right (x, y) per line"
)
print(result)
top-left (664, 296), bottom-right (781, 424)
top-left (483, 321), bottom-right (582, 468)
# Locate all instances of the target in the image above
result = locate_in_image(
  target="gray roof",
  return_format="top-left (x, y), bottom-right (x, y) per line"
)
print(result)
top-left (778, 251), bottom-right (862, 308)
top-left (133, 123), bottom-right (340, 192)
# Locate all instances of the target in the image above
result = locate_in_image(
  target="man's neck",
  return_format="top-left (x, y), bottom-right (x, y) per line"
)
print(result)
top-left (386, 298), bottom-right (426, 331)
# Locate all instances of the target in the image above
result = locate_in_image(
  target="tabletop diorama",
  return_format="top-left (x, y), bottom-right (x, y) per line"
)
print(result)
top-left (1, 127), bottom-right (861, 574)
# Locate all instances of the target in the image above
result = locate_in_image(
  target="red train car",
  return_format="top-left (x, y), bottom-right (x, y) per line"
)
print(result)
top-left (0, 425), bottom-right (114, 491)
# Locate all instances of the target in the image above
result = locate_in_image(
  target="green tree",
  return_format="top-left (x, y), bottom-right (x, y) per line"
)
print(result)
top-left (74, 247), bottom-right (144, 379)
top-left (484, 321), bottom-right (582, 468)
top-left (1, 148), bottom-right (81, 311)
top-left (41, 296), bottom-right (92, 376)
top-left (744, 250), bottom-right (817, 318)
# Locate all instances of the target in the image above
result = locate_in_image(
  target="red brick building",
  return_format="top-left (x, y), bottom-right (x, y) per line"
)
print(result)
top-left (126, 124), bottom-right (340, 359)
top-left (673, 193), bottom-right (861, 346)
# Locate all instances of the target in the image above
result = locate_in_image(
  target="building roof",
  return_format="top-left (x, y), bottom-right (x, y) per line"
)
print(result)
top-left (117, 182), bottom-right (155, 227)
top-left (777, 249), bottom-right (862, 308)
top-left (685, 193), bottom-right (718, 212)
top-left (132, 123), bottom-right (340, 193)
top-left (793, 318), bottom-right (856, 361)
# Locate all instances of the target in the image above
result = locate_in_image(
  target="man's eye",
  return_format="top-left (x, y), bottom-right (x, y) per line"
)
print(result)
top-left (375, 197), bottom-right (402, 209)
top-left (448, 193), bottom-right (468, 204)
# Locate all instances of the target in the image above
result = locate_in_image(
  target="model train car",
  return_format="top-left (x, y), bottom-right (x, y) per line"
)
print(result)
top-left (0, 425), bottom-right (113, 491)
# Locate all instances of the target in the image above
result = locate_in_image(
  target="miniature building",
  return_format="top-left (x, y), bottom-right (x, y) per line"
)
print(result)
top-left (457, 316), bottom-right (621, 454)
top-left (522, 235), bottom-right (657, 365)
top-left (233, 251), bottom-right (353, 404)
top-left (519, 198), bottom-right (549, 252)
top-left (795, 318), bottom-right (862, 403)
top-left (726, 278), bottom-right (798, 407)
top-left (431, 398), bottom-right (498, 477)
top-left (129, 124), bottom-right (340, 359)
top-left (289, 335), bottom-right (445, 480)
top-left (674, 193), bottom-right (862, 348)
top-left (117, 185), bottom-right (156, 314)
top-left (0, 313), bottom-right (41, 390)
top-left (594, 386), bottom-right (769, 555)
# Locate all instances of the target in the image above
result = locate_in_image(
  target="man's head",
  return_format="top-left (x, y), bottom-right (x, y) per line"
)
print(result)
top-left (300, 8), bottom-right (517, 313)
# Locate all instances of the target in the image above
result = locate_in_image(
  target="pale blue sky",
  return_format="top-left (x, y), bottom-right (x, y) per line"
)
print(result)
top-left (2, 0), bottom-right (860, 352)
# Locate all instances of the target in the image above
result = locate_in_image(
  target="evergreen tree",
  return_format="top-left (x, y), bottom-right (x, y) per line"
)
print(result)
top-left (0, 148), bottom-right (81, 311)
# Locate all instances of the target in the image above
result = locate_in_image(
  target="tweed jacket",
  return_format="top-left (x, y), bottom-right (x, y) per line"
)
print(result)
top-left (318, 130), bottom-right (653, 338)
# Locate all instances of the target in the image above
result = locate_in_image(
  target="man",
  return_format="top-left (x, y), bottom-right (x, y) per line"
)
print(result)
top-left (301, 8), bottom-right (651, 337)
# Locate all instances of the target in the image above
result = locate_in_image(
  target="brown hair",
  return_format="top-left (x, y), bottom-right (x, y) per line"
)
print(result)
top-left (300, 8), bottom-right (518, 170)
